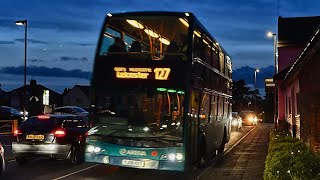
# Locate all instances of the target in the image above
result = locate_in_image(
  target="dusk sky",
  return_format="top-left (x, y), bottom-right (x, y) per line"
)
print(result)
top-left (0, 0), bottom-right (319, 92)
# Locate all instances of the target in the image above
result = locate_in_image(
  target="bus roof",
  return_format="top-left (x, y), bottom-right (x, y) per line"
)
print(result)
top-left (104, 11), bottom-right (232, 60)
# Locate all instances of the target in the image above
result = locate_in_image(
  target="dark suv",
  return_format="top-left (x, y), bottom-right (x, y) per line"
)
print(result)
top-left (12, 114), bottom-right (89, 164)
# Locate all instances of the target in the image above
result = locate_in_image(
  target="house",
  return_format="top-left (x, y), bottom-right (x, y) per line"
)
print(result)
top-left (8, 79), bottom-right (62, 115)
top-left (275, 16), bottom-right (320, 152)
top-left (0, 84), bottom-right (9, 106)
top-left (62, 85), bottom-right (90, 107)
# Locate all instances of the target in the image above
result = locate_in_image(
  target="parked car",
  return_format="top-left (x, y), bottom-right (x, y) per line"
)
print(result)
top-left (239, 110), bottom-right (258, 126)
top-left (0, 106), bottom-right (25, 120)
top-left (0, 106), bottom-right (27, 126)
top-left (231, 112), bottom-right (242, 131)
top-left (0, 141), bottom-right (4, 176)
top-left (54, 106), bottom-right (89, 117)
top-left (12, 114), bottom-right (89, 164)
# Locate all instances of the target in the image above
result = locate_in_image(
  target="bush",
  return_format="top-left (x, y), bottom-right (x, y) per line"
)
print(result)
top-left (264, 130), bottom-right (320, 180)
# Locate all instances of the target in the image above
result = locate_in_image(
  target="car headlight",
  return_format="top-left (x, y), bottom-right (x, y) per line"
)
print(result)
top-left (248, 116), bottom-right (253, 122)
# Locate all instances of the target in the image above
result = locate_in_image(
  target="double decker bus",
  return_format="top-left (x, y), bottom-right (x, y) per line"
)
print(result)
top-left (85, 11), bottom-right (233, 172)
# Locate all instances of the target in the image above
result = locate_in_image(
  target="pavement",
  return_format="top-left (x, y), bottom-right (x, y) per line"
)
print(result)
top-left (197, 123), bottom-right (273, 180)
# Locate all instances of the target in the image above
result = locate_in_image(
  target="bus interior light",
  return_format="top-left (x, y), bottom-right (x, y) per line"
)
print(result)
top-left (179, 18), bottom-right (189, 27)
top-left (157, 88), bottom-right (167, 92)
top-left (167, 89), bottom-right (176, 93)
top-left (177, 91), bottom-right (185, 95)
top-left (194, 30), bottom-right (201, 37)
top-left (126, 19), bottom-right (144, 29)
top-left (144, 29), bottom-right (159, 38)
top-left (159, 37), bottom-right (170, 45)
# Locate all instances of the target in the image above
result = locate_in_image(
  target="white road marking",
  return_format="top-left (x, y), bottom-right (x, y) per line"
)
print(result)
top-left (52, 164), bottom-right (100, 180)
top-left (7, 159), bottom-right (16, 163)
top-left (195, 126), bottom-right (256, 180)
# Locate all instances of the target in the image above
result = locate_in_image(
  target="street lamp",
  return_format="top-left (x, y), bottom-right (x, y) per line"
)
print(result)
top-left (15, 19), bottom-right (27, 121)
top-left (254, 69), bottom-right (259, 112)
top-left (254, 69), bottom-right (260, 89)
top-left (267, 31), bottom-right (278, 128)
top-left (267, 32), bottom-right (277, 74)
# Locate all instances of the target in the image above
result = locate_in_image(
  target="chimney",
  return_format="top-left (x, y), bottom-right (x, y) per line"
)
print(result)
top-left (30, 79), bottom-right (37, 86)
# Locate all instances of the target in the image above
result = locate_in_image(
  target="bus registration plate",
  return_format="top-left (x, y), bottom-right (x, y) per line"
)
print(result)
top-left (121, 159), bottom-right (144, 167)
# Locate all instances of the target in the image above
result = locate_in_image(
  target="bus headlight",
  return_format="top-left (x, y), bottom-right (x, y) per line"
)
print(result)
top-left (87, 145), bottom-right (102, 153)
top-left (87, 145), bottom-right (95, 153)
top-left (168, 153), bottom-right (176, 161)
top-left (161, 153), bottom-right (184, 161)
top-left (94, 147), bottom-right (101, 153)
top-left (176, 153), bottom-right (183, 161)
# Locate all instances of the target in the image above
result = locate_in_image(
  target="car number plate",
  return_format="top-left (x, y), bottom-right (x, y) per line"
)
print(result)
top-left (26, 134), bottom-right (44, 140)
top-left (121, 159), bottom-right (144, 167)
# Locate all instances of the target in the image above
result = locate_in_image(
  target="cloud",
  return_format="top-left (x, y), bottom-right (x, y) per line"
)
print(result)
top-left (0, 66), bottom-right (91, 79)
top-left (29, 59), bottom-right (44, 63)
top-left (60, 56), bottom-right (88, 62)
top-left (78, 43), bottom-right (95, 46)
top-left (0, 41), bottom-right (14, 45)
top-left (15, 38), bottom-right (47, 44)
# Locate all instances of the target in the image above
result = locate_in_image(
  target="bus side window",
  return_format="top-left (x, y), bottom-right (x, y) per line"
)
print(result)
top-left (200, 93), bottom-right (210, 123)
top-left (212, 47), bottom-right (219, 70)
top-left (219, 51), bottom-right (225, 74)
top-left (217, 96), bottom-right (224, 120)
top-left (99, 27), bottom-right (121, 55)
top-left (210, 95), bottom-right (217, 122)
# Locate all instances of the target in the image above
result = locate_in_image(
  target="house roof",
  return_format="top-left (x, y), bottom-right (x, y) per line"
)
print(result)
top-left (76, 85), bottom-right (90, 97)
top-left (9, 84), bottom-right (60, 95)
top-left (283, 25), bottom-right (320, 85)
top-left (278, 16), bottom-right (320, 47)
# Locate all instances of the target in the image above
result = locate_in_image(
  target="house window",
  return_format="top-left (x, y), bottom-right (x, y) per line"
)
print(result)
top-left (76, 98), bottom-right (81, 103)
top-left (289, 97), bottom-right (291, 115)
top-left (296, 92), bottom-right (300, 115)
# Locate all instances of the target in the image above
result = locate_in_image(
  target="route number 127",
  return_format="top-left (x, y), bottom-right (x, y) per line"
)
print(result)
top-left (154, 68), bottom-right (171, 80)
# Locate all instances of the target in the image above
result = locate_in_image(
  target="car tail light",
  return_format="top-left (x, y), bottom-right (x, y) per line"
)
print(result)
top-left (53, 129), bottom-right (66, 138)
top-left (38, 115), bottom-right (50, 119)
top-left (14, 129), bottom-right (22, 136)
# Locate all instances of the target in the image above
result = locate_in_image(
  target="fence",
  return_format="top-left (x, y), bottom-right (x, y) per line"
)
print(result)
top-left (0, 120), bottom-right (18, 135)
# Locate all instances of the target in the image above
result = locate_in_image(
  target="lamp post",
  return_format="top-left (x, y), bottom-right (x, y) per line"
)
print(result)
top-left (267, 32), bottom-right (278, 74)
top-left (254, 69), bottom-right (259, 112)
top-left (15, 19), bottom-right (27, 121)
top-left (267, 31), bottom-right (278, 128)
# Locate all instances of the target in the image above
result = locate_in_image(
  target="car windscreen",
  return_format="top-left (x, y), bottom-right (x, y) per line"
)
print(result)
top-left (19, 117), bottom-right (58, 133)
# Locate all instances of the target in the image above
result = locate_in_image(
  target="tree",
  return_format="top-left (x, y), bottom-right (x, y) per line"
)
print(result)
top-left (232, 80), bottom-right (250, 112)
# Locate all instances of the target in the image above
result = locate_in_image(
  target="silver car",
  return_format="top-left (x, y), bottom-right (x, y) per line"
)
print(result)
top-left (231, 112), bottom-right (242, 131)
top-left (0, 142), bottom-right (5, 176)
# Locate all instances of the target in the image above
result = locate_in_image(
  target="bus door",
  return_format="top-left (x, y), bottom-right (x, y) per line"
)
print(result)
top-left (188, 89), bottom-right (201, 164)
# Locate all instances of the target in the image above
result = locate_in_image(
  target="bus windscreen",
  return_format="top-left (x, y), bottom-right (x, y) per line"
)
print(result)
top-left (90, 87), bottom-right (185, 148)
top-left (98, 15), bottom-right (189, 61)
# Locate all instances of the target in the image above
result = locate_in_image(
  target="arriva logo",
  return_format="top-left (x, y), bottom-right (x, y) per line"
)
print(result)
top-left (119, 148), bottom-right (147, 156)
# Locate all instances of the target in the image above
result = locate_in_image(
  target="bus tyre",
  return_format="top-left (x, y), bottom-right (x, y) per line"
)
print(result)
top-left (197, 140), bottom-right (208, 168)
top-left (218, 130), bottom-right (227, 154)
